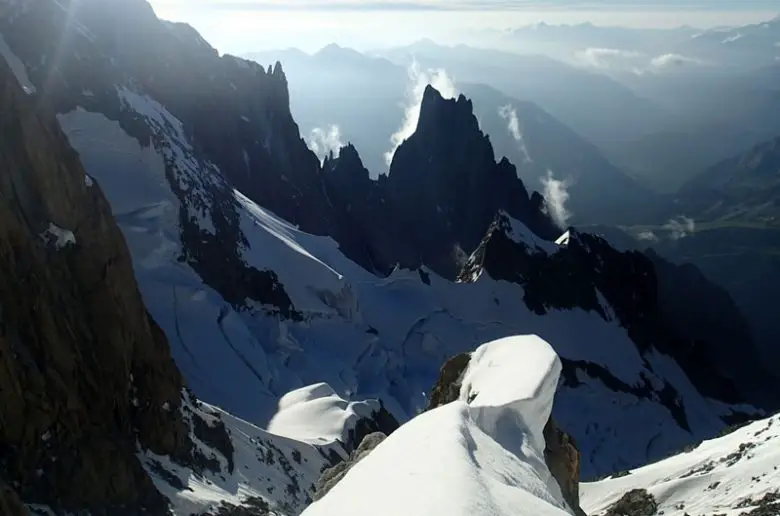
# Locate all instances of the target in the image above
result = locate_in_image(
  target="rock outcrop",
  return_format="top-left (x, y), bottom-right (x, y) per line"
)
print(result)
top-left (0, 46), bottom-right (227, 514)
top-left (313, 432), bottom-right (387, 501)
top-left (604, 489), bottom-right (658, 516)
top-left (425, 352), bottom-right (586, 516)
top-left (544, 419), bottom-right (586, 516)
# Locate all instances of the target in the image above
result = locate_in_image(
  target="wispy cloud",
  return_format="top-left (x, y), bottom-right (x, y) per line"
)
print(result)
top-left (498, 104), bottom-right (532, 163)
top-left (637, 230), bottom-right (659, 242)
top-left (575, 47), bottom-right (643, 69)
top-left (307, 124), bottom-right (344, 160)
top-left (384, 60), bottom-right (457, 167)
top-left (541, 170), bottom-right (572, 229)
top-left (663, 215), bottom-right (696, 239)
top-left (575, 47), bottom-right (706, 73)
top-left (649, 53), bottom-right (705, 69)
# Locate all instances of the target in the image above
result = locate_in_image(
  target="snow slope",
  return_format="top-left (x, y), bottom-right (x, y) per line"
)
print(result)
top-left (138, 391), bottom-right (332, 515)
top-left (582, 413), bottom-right (780, 516)
top-left (303, 335), bottom-right (574, 516)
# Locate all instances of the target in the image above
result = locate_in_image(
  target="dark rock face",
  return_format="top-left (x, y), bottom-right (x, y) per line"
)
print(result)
top-left (424, 352), bottom-right (585, 516)
top-left (345, 404), bottom-right (399, 455)
top-left (383, 86), bottom-right (559, 277)
top-left (604, 489), bottom-right (658, 516)
top-left (0, 56), bottom-right (201, 512)
top-left (544, 419), bottom-right (587, 516)
top-left (0, 44), bottom-right (238, 514)
top-left (314, 432), bottom-right (387, 502)
top-left (426, 352), bottom-right (472, 410)
top-left (0, 483), bottom-right (27, 516)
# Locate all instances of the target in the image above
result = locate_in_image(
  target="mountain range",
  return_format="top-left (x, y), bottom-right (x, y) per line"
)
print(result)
top-left (1, 1), bottom-right (779, 515)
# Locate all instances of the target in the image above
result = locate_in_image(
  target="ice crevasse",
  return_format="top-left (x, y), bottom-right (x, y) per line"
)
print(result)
top-left (302, 334), bottom-right (575, 516)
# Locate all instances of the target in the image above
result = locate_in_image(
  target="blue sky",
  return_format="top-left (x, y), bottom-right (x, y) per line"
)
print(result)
top-left (148, 0), bottom-right (780, 53)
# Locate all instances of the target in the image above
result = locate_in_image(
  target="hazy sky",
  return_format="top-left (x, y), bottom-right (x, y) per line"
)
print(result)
top-left (148, 0), bottom-right (780, 53)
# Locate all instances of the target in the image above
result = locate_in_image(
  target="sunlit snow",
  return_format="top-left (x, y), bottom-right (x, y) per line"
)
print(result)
top-left (303, 336), bottom-right (574, 516)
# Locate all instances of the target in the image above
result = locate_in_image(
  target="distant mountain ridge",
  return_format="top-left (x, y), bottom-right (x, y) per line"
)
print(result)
top-left (677, 134), bottom-right (780, 225)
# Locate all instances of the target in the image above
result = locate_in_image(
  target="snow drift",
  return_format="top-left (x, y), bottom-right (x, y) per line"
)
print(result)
top-left (302, 335), bottom-right (576, 516)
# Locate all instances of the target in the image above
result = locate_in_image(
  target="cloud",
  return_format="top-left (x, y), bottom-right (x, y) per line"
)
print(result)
top-left (498, 104), bottom-right (532, 163)
top-left (663, 215), bottom-right (695, 239)
top-left (649, 53), bottom-right (705, 69)
top-left (307, 124), bottom-right (344, 160)
top-left (636, 230), bottom-right (659, 242)
top-left (384, 60), bottom-right (457, 167)
top-left (722, 32), bottom-right (744, 43)
top-left (541, 170), bottom-right (572, 229)
top-left (574, 47), bottom-right (644, 69)
top-left (574, 47), bottom-right (705, 74)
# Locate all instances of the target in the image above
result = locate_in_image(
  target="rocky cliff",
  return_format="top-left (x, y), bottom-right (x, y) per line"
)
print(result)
top-left (0, 39), bottom-right (248, 514)
top-left (0, 53), bottom-right (189, 512)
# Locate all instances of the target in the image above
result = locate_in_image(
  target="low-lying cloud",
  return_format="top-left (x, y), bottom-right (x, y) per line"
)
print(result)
top-left (498, 104), bottom-right (532, 163)
top-left (574, 47), bottom-right (643, 70)
top-left (649, 53), bottom-right (704, 69)
top-left (664, 215), bottom-right (696, 239)
top-left (575, 46), bottom-right (705, 74)
top-left (541, 170), bottom-right (572, 229)
top-left (637, 230), bottom-right (659, 242)
top-left (307, 124), bottom-right (344, 161)
top-left (384, 59), bottom-right (457, 167)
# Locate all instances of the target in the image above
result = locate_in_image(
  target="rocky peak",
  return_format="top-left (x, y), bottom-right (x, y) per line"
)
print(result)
top-left (382, 85), bottom-right (558, 278)
top-left (324, 143), bottom-right (372, 186)
top-left (415, 85), bottom-right (478, 137)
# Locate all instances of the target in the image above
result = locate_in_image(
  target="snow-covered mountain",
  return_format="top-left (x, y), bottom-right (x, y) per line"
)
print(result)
top-left (0, 1), bottom-right (777, 514)
top-left (583, 412), bottom-right (780, 516)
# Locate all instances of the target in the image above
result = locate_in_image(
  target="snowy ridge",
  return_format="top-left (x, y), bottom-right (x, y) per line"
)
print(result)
top-left (303, 336), bottom-right (574, 516)
top-left (502, 210), bottom-right (559, 254)
top-left (582, 413), bottom-right (780, 516)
